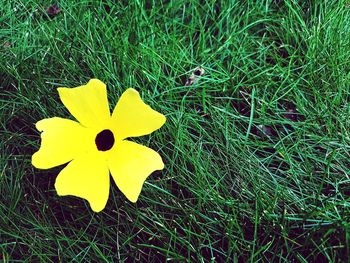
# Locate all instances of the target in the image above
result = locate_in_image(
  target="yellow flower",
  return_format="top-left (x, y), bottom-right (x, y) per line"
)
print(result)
top-left (32, 79), bottom-right (166, 212)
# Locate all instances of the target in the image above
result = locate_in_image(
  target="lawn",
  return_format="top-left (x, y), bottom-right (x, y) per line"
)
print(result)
top-left (1, 0), bottom-right (350, 261)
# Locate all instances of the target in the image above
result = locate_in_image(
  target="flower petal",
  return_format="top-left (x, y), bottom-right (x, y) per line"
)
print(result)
top-left (111, 88), bottom-right (166, 140)
top-left (58, 79), bottom-right (110, 128)
top-left (55, 153), bottom-right (110, 212)
top-left (107, 140), bottom-right (164, 202)
top-left (32, 117), bottom-right (93, 169)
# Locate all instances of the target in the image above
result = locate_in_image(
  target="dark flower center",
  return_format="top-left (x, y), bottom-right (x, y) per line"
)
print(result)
top-left (95, 129), bottom-right (114, 151)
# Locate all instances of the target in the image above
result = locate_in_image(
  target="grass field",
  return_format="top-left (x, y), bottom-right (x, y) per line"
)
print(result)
top-left (1, 0), bottom-right (350, 261)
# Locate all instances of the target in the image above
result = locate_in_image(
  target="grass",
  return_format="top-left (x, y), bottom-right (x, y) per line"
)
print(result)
top-left (1, 0), bottom-right (350, 261)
